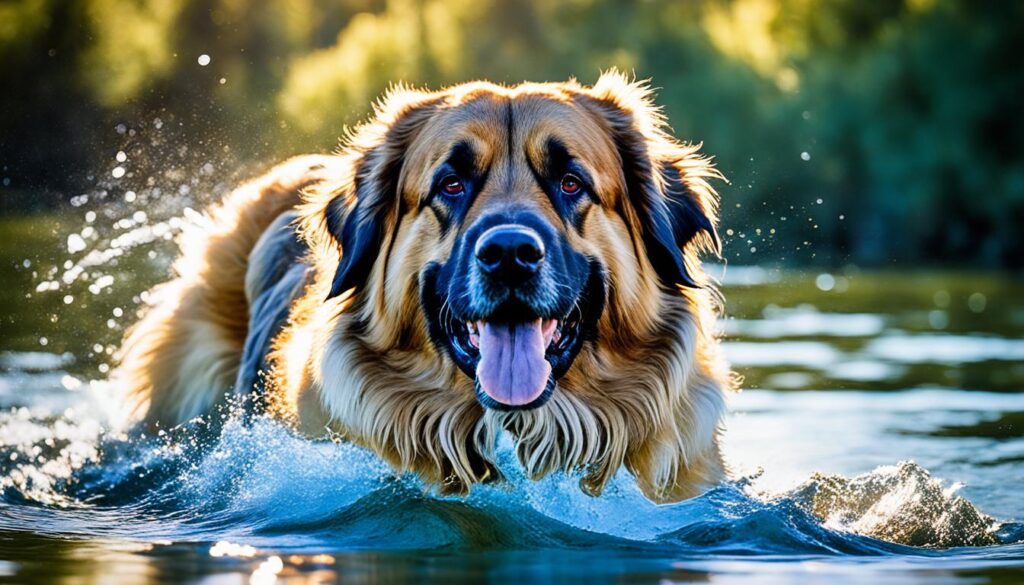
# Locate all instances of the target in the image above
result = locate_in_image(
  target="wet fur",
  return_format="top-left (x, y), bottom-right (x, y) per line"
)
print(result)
top-left (117, 73), bottom-right (733, 502)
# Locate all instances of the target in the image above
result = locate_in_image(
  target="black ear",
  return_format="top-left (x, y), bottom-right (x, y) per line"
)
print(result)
top-left (643, 162), bottom-right (721, 289)
top-left (585, 113), bottom-right (720, 289)
top-left (325, 186), bottom-right (389, 299)
top-left (574, 73), bottom-right (721, 290)
top-left (321, 91), bottom-right (441, 300)
top-left (642, 198), bottom-right (700, 289)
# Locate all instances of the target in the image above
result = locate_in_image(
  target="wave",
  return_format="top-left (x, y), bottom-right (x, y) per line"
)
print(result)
top-left (1, 385), bottom-right (1019, 560)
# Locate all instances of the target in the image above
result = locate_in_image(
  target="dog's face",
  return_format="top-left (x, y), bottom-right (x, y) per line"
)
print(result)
top-left (417, 96), bottom-right (617, 411)
top-left (306, 73), bottom-right (724, 498)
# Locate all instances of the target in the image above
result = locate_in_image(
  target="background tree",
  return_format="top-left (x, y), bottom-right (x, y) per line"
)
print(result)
top-left (1, 0), bottom-right (1021, 267)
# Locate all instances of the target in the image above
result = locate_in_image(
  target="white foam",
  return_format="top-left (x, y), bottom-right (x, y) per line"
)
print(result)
top-left (0, 351), bottom-right (74, 371)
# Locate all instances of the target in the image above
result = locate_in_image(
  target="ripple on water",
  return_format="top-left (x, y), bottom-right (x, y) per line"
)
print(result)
top-left (0, 368), bottom-right (1016, 559)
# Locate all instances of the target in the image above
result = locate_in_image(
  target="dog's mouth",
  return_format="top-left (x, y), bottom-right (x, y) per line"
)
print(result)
top-left (447, 313), bottom-right (584, 408)
top-left (421, 261), bottom-right (604, 412)
top-left (449, 315), bottom-right (582, 361)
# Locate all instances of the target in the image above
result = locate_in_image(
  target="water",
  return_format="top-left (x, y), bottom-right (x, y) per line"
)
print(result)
top-left (1, 209), bottom-right (1023, 583)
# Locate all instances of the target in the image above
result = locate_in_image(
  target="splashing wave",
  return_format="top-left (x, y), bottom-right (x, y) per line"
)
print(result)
top-left (0, 381), bottom-right (1017, 559)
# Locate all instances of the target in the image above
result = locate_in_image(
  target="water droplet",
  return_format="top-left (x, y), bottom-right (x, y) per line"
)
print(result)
top-left (198, 54), bottom-right (211, 66)
top-left (124, 190), bottom-right (137, 203)
top-left (67, 234), bottom-right (87, 254)
top-left (61, 375), bottom-right (82, 391)
top-left (112, 166), bottom-right (126, 179)
top-left (967, 293), bottom-right (986, 313)
top-left (116, 150), bottom-right (127, 162)
top-left (800, 152), bottom-right (811, 161)
top-left (815, 273), bottom-right (835, 291)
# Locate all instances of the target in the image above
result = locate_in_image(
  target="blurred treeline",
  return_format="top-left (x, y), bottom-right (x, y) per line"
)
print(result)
top-left (1, 0), bottom-right (1022, 268)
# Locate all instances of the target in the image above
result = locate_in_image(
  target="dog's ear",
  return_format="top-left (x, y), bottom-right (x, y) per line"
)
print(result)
top-left (578, 71), bottom-right (721, 289)
top-left (314, 89), bottom-right (442, 300)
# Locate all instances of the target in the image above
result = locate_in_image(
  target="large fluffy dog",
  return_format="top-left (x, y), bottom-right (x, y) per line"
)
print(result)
top-left (117, 72), bottom-right (731, 502)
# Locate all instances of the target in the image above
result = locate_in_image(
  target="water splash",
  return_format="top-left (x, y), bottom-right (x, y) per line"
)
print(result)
top-left (0, 366), bottom-right (1013, 557)
top-left (787, 462), bottom-right (998, 548)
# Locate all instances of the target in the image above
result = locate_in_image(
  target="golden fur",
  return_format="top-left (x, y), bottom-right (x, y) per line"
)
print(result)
top-left (117, 72), bottom-right (733, 503)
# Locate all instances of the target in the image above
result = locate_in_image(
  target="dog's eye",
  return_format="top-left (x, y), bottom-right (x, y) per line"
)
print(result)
top-left (560, 174), bottom-right (582, 196)
top-left (440, 175), bottom-right (465, 196)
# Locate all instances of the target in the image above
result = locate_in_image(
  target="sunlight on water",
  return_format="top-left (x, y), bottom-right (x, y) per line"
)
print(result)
top-left (1, 183), bottom-right (1023, 582)
top-left (721, 304), bottom-right (886, 338)
top-left (0, 353), bottom-right (1017, 560)
top-left (792, 462), bottom-right (997, 548)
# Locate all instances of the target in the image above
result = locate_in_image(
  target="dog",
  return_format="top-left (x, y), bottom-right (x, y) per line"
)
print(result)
top-left (116, 72), bottom-right (731, 502)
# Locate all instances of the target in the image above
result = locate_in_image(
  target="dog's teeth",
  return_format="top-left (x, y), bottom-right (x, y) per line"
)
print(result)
top-left (542, 319), bottom-right (560, 348)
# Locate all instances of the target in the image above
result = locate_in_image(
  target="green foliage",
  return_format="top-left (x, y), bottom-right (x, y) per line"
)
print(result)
top-left (1, 0), bottom-right (1021, 267)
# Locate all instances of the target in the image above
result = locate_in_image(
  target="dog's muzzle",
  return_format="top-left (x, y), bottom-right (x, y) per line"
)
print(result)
top-left (421, 211), bottom-right (604, 411)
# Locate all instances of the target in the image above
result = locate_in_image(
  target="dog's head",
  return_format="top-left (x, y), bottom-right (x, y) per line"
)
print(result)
top-left (302, 72), bottom-right (725, 499)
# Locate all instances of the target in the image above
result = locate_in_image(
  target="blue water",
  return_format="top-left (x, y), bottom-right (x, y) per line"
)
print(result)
top-left (2, 363), bottom-right (1023, 583)
top-left (2, 206), bottom-right (1024, 582)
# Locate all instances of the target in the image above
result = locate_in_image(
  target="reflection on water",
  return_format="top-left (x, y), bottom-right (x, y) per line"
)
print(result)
top-left (1, 385), bottom-right (1022, 584)
top-left (0, 210), bottom-right (1023, 583)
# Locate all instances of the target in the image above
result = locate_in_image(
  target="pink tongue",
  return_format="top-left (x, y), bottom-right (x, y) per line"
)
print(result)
top-left (476, 319), bottom-right (551, 406)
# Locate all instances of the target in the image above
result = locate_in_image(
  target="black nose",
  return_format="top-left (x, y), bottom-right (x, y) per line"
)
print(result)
top-left (475, 225), bottom-right (545, 286)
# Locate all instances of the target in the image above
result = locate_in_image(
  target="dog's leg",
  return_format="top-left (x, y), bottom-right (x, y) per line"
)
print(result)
top-left (234, 210), bottom-right (311, 408)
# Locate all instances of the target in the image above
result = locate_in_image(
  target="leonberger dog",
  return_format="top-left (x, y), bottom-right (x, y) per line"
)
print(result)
top-left (117, 72), bottom-right (731, 503)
